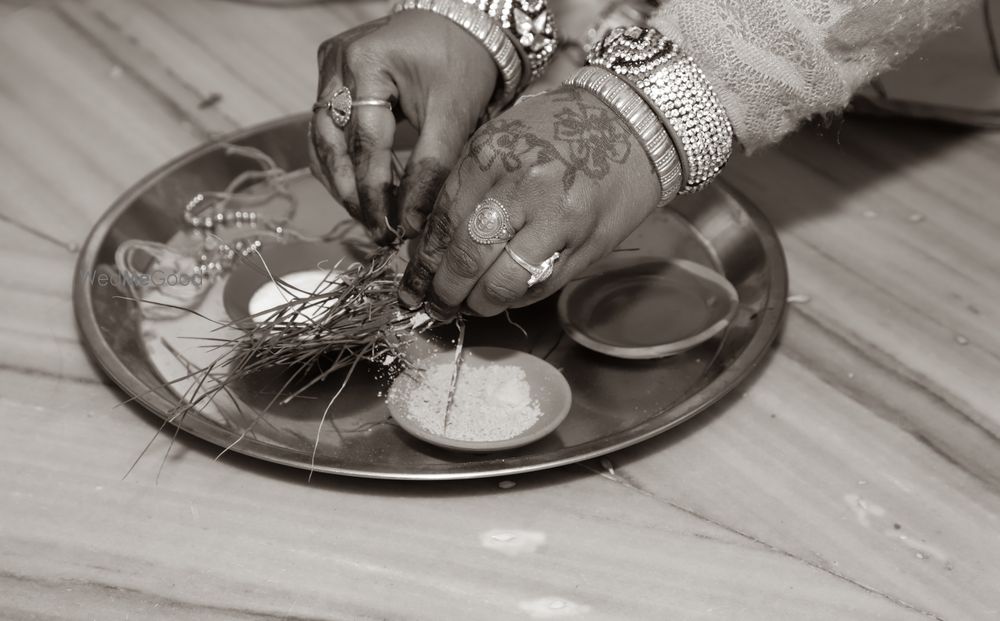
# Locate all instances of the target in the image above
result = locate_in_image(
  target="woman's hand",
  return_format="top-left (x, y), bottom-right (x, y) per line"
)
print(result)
top-left (309, 11), bottom-right (498, 244)
top-left (398, 86), bottom-right (662, 318)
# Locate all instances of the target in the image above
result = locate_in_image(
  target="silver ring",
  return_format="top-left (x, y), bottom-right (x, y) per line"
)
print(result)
top-left (504, 247), bottom-right (560, 288)
top-left (468, 198), bottom-right (514, 245)
top-left (352, 99), bottom-right (393, 112)
top-left (312, 86), bottom-right (352, 129)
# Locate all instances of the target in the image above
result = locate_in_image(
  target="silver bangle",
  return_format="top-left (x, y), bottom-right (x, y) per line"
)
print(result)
top-left (588, 26), bottom-right (734, 194)
top-left (565, 66), bottom-right (681, 207)
top-left (395, 0), bottom-right (523, 115)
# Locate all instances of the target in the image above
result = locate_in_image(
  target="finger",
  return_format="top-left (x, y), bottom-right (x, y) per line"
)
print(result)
top-left (397, 112), bottom-right (476, 238)
top-left (314, 38), bottom-right (363, 217)
top-left (344, 66), bottom-right (399, 245)
top-left (307, 119), bottom-right (332, 195)
top-left (347, 103), bottom-right (397, 244)
top-left (312, 103), bottom-right (361, 220)
top-left (398, 159), bottom-right (497, 310)
top-left (465, 224), bottom-right (567, 317)
top-left (427, 192), bottom-right (526, 319)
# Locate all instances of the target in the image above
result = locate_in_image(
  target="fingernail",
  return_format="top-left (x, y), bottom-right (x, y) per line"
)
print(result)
top-left (343, 200), bottom-right (361, 219)
top-left (371, 226), bottom-right (395, 246)
top-left (460, 302), bottom-right (488, 318)
top-left (426, 302), bottom-right (455, 323)
top-left (402, 213), bottom-right (426, 238)
top-left (398, 287), bottom-right (422, 310)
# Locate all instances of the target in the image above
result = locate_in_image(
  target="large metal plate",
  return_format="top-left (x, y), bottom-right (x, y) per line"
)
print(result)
top-left (73, 114), bottom-right (787, 480)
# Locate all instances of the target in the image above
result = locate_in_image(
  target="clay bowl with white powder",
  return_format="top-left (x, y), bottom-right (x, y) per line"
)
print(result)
top-left (387, 347), bottom-right (572, 452)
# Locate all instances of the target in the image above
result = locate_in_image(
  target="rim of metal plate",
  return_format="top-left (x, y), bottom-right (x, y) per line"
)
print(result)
top-left (73, 113), bottom-right (788, 481)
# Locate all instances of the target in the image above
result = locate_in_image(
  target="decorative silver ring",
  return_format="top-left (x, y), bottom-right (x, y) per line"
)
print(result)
top-left (468, 198), bottom-right (514, 245)
top-left (351, 99), bottom-right (393, 111)
top-left (312, 86), bottom-right (353, 129)
top-left (505, 246), bottom-right (560, 288)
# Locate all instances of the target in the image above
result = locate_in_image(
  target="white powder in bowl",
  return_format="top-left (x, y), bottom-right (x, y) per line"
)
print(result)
top-left (390, 363), bottom-right (543, 441)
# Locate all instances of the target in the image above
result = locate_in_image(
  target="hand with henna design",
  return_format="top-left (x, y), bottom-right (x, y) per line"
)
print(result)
top-left (309, 12), bottom-right (498, 244)
top-left (398, 86), bottom-right (663, 318)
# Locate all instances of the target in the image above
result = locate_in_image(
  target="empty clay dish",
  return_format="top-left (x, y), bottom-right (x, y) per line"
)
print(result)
top-left (558, 256), bottom-right (738, 359)
top-left (222, 239), bottom-right (370, 327)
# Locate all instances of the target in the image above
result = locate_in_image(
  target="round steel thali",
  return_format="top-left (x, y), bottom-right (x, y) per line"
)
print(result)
top-left (73, 114), bottom-right (787, 480)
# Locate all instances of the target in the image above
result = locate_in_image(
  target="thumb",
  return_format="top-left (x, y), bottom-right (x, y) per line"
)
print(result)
top-left (397, 111), bottom-right (477, 238)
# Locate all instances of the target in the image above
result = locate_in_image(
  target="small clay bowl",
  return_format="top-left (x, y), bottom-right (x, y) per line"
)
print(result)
top-left (558, 256), bottom-right (739, 359)
top-left (386, 346), bottom-right (572, 453)
top-left (222, 239), bottom-right (370, 328)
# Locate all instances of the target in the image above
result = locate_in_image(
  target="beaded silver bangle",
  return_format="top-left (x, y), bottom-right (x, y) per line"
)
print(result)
top-left (395, 0), bottom-right (523, 115)
top-left (565, 66), bottom-right (681, 207)
top-left (588, 26), bottom-right (734, 194)
top-left (462, 1), bottom-right (558, 82)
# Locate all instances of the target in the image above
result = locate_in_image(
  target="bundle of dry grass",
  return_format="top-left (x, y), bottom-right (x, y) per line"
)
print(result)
top-left (122, 146), bottom-right (438, 478)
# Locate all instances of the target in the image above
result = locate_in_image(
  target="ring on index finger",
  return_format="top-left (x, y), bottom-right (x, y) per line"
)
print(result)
top-left (468, 198), bottom-right (515, 245)
top-left (312, 86), bottom-right (353, 129)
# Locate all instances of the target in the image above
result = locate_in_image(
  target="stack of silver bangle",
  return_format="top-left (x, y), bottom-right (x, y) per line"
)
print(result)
top-left (581, 26), bottom-right (734, 195)
top-left (566, 67), bottom-right (682, 207)
top-left (395, 0), bottom-right (556, 115)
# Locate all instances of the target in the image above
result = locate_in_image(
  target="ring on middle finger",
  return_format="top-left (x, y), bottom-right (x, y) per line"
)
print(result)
top-left (505, 246), bottom-right (560, 288)
top-left (468, 198), bottom-right (515, 245)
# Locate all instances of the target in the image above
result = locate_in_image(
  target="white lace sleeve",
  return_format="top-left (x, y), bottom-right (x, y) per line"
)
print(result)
top-left (649, 0), bottom-right (977, 151)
